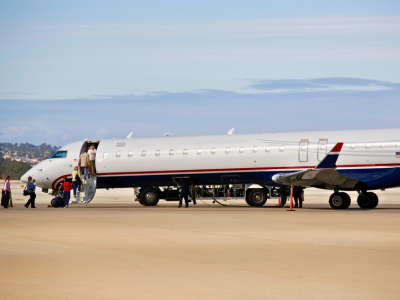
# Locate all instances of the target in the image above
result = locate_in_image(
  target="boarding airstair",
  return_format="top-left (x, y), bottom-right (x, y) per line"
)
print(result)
top-left (71, 175), bottom-right (97, 204)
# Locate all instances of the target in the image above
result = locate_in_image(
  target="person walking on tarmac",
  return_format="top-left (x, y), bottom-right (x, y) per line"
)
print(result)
top-left (59, 177), bottom-right (72, 208)
top-left (279, 186), bottom-right (287, 208)
top-left (24, 176), bottom-right (36, 208)
top-left (178, 178), bottom-right (189, 208)
top-left (293, 186), bottom-right (304, 208)
top-left (1, 176), bottom-right (11, 208)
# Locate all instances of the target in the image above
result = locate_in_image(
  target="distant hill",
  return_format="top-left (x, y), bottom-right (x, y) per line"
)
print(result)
top-left (0, 142), bottom-right (60, 167)
top-left (0, 156), bottom-right (31, 180)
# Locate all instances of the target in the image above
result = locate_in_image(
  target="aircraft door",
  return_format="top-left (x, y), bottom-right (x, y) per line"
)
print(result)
top-left (318, 139), bottom-right (328, 161)
top-left (299, 140), bottom-right (309, 162)
top-left (74, 140), bottom-right (101, 203)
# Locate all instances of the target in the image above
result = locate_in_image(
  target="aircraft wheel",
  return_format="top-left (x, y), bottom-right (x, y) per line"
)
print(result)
top-left (246, 189), bottom-right (267, 207)
top-left (357, 192), bottom-right (378, 209)
top-left (140, 187), bottom-right (160, 206)
top-left (340, 192), bottom-right (351, 209)
top-left (329, 192), bottom-right (347, 209)
top-left (367, 192), bottom-right (379, 208)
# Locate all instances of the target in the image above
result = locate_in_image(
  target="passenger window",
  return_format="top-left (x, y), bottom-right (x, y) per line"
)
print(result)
top-left (211, 148), bottom-right (216, 154)
top-left (155, 150), bottom-right (160, 156)
top-left (169, 149), bottom-right (174, 156)
top-left (197, 148), bottom-right (202, 155)
top-left (116, 151), bottom-right (121, 158)
top-left (103, 153), bottom-right (108, 158)
top-left (319, 144), bottom-right (326, 150)
top-left (396, 142), bottom-right (400, 148)
top-left (141, 151), bottom-right (146, 157)
top-left (253, 146), bottom-right (258, 153)
top-left (265, 147), bottom-right (270, 152)
top-left (365, 143), bottom-right (371, 149)
top-left (183, 149), bottom-right (188, 155)
top-left (380, 143), bottom-right (386, 148)
top-left (225, 147), bottom-right (230, 154)
top-left (239, 147), bottom-right (244, 153)
top-left (279, 146), bottom-right (285, 152)
top-left (350, 144), bottom-right (356, 149)
top-left (128, 152), bottom-right (133, 157)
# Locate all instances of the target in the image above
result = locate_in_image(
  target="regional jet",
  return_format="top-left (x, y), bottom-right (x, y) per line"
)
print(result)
top-left (21, 128), bottom-right (400, 209)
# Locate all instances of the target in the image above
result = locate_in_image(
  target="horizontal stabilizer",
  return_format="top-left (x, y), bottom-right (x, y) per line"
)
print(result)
top-left (315, 142), bottom-right (343, 169)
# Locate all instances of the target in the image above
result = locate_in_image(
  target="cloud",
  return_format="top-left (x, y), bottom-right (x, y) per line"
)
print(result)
top-left (247, 78), bottom-right (398, 93)
top-left (6, 16), bottom-right (400, 39)
top-left (0, 126), bottom-right (33, 139)
top-left (1, 77), bottom-right (400, 146)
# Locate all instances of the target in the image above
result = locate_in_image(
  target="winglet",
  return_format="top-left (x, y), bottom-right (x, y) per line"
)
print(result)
top-left (227, 128), bottom-right (235, 135)
top-left (315, 142), bottom-right (344, 169)
top-left (126, 132), bottom-right (133, 139)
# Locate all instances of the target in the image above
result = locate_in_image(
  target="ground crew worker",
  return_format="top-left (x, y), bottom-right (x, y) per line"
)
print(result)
top-left (293, 186), bottom-right (304, 208)
top-left (79, 149), bottom-right (89, 179)
top-left (59, 177), bottom-right (72, 208)
top-left (178, 178), bottom-right (189, 208)
top-left (24, 176), bottom-right (36, 208)
top-left (280, 186), bottom-right (287, 208)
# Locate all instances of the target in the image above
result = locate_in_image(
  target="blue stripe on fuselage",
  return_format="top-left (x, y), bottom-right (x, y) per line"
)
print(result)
top-left (96, 167), bottom-right (400, 190)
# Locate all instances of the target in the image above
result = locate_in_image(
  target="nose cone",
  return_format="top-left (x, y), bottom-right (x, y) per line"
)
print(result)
top-left (21, 168), bottom-right (33, 183)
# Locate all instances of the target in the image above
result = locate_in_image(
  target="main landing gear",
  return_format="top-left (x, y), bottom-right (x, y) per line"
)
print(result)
top-left (328, 191), bottom-right (379, 209)
top-left (328, 192), bottom-right (351, 209)
top-left (139, 187), bottom-right (160, 206)
top-left (357, 192), bottom-right (379, 209)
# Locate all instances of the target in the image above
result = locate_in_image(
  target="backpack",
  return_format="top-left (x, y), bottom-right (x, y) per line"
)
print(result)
top-left (73, 172), bottom-right (81, 184)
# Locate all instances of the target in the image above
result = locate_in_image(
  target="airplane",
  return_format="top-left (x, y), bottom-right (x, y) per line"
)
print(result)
top-left (21, 128), bottom-right (400, 209)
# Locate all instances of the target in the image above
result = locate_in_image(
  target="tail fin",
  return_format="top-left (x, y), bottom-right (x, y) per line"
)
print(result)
top-left (315, 143), bottom-right (344, 169)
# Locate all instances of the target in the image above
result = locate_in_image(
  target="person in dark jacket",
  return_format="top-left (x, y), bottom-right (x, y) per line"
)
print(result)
top-left (178, 178), bottom-right (189, 208)
top-left (24, 176), bottom-right (36, 208)
top-left (280, 186), bottom-right (287, 208)
top-left (293, 186), bottom-right (304, 208)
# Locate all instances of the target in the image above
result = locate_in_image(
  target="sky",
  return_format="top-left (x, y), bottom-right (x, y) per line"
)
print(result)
top-left (1, 0), bottom-right (400, 146)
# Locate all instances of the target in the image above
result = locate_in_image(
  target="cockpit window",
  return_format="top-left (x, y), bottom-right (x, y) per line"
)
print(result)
top-left (47, 151), bottom-right (67, 159)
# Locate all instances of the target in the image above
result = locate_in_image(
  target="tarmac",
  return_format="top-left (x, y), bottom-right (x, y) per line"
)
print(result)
top-left (1, 182), bottom-right (400, 299)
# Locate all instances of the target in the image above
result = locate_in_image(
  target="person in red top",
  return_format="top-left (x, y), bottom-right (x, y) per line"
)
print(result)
top-left (59, 177), bottom-right (72, 208)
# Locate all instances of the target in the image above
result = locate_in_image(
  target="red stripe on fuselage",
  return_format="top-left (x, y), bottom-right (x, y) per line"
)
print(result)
top-left (52, 174), bottom-right (71, 189)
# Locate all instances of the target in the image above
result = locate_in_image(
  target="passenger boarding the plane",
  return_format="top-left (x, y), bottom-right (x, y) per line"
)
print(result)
top-left (88, 145), bottom-right (97, 176)
top-left (79, 149), bottom-right (89, 180)
top-left (71, 167), bottom-right (82, 198)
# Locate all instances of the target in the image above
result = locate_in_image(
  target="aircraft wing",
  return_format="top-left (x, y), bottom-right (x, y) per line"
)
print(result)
top-left (272, 143), bottom-right (358, 189)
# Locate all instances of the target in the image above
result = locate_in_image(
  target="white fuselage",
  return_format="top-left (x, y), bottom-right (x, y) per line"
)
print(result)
top-left (22, 128), bottom-right (400, 191)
